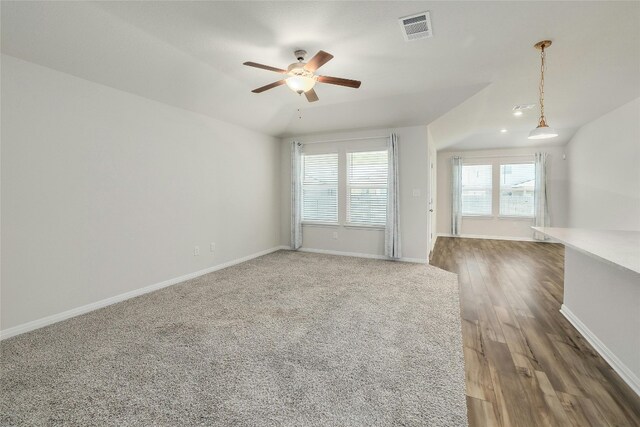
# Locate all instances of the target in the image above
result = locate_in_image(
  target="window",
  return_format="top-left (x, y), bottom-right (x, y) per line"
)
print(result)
top-left (347, 150), bottom-right (388, 226)
top-left (500, 163), bottom-right (535, 217)
top-left (461, 164), bottom-right (492, 216)
top-left (301, 153), bottom-right (339, 223)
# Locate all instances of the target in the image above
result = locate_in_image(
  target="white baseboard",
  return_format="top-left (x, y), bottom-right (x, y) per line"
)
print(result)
top-left (0, 246), bottom-right (286, 341)
top-left (399, 257), bottom-right (428, 264)
top-left (436, 233), bottom-right (537, 242)
top-left (560, 304), bottom-right (640, 396)
top-left (297, 247), bottom-right (427, 264)
top-left (400, 257), bottom-right (429, 264)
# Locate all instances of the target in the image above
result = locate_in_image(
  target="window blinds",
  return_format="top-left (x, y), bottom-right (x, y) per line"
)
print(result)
top-left (347, 150), bottom-right (388, 226)
top-left (301, 153), bottom-right (339, 223)
top-left (461, 164), bottom-right (492, 216)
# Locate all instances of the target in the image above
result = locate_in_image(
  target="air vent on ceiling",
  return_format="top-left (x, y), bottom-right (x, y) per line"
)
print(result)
top-left (512, 104), bottom-right (536, 112)
top-left (399, 12), bottom-right (433, 41)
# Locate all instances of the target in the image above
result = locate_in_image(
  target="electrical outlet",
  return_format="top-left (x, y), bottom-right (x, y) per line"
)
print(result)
top-left (210, 242), bottom-right (216, 252)
top-left (332, 231), bottom-right (338, 240)
top-left (194, 246), bottom-right (200, 256)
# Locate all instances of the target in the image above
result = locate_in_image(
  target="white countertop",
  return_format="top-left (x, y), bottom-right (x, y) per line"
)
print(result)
top-left (532, 227), bottom-right (640, 275)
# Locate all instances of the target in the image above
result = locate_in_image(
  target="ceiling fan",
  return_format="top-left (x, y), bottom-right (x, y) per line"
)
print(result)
top-left (243, 50), bottom-right (361, 102)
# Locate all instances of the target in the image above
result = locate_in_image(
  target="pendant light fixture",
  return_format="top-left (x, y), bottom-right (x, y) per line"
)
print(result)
top-left (528, 40), bottom-right (558, 140)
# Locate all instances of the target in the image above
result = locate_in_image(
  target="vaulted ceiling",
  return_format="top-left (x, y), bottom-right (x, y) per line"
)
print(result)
top-left (2, 1), bottom-right (639, 150)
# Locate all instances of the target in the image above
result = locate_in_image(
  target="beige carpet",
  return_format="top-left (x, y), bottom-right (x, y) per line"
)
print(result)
top-left (1, 250), bottom-right (467, 426)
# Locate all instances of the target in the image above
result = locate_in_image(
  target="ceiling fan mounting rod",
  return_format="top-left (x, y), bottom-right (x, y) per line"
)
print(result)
top-left (294, 49), bottom-right (307, 62)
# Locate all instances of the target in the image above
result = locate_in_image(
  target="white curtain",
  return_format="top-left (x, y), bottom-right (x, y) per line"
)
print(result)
top-left (290, 141), bottom-right (303, 250)
top-left (451, 156), bottom-right (463, 236)
top-left (385, 133), bottom-right (401, 259)
top-left (533, 152), bottom-right (550, 241)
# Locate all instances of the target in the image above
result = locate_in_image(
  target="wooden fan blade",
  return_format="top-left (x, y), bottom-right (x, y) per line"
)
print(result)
top-left (304, 51), bottom-right (334, 72)
top-left (316, 75), bottom-right (361, 88)
top-left (305, 88), bottom-right (319, 102)
top-left (243, 62), bottom-right (286, 73)
top-left (252, 80), bottom-right (286, 93)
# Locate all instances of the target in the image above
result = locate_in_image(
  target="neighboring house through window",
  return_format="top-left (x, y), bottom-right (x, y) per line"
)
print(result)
top-left (461, 161), bottom-right (536, 218)
top-left (499, 163), bottom-right (535, 217)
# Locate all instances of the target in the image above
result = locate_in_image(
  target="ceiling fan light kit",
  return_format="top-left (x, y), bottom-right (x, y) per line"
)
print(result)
top-left (528, 40), bottom-right (558, 140)
top-left (284, 54), bottom-right (317, 94)
top-left (285, 75), bottom-right (316, 94)
top-left (243, 49), bottom-right (361, 103)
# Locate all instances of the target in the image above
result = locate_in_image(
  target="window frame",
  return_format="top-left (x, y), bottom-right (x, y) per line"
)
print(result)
top-left (300, 152), bottom-right (339, 225)
top-left (498, 161), bottom-right (536, 219)
top-left (460, 162), bottom-right (494, 218)
top-left (345, 149), bottom-right (389, 228)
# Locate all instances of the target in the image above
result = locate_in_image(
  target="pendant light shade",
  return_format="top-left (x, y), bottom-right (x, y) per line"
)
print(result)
top-left (528, 127), bottom-right (559, 139)
top-left (528, 118), bottom-right (558, 140)
top-left (528, 40), bottom-right (558, 140)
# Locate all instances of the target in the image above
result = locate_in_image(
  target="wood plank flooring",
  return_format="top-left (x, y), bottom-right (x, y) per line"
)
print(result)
top-left (430, 237), bottom-right (640, 427)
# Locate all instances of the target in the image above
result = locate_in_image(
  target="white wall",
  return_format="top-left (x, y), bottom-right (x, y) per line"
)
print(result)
top-left (1, 55), bottom-right (281, 331)
top-left (565, 97), bottom-right (640, 231)
top-left (436, 146), bottom-right (568, 240)
top-left (562, 247), bottom-right (640, 394)
top-left (280, 126), bottom-right (430, 262)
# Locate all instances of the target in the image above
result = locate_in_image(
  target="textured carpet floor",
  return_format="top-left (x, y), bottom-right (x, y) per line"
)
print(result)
top-left (1, 251), bottom-right (467, 426)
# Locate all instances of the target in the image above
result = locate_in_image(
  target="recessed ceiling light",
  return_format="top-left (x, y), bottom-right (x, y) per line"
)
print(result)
top-left (513, 111), bottom-right (523, 117)
top-left (500, 129), bottom-right (508, 133)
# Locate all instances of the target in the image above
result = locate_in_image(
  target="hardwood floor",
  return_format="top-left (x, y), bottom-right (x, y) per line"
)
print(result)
top-left (430, 237), bottom-right (640, 427)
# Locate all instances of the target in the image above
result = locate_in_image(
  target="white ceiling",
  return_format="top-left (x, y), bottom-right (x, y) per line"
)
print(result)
top-left (2, 1), bottom-right (639, 150)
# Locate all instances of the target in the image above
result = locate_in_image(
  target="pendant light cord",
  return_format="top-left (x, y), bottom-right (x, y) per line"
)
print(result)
top-left (539, 46), bottom-right (546, 122)
top-left (528, 40), bottom-right (557, 139)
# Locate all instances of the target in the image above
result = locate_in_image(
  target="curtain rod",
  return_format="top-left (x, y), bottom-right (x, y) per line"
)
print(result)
top-left (300, 135), bottom-right (388, 145)
top-left (455, 154), bottom-right (535, 160)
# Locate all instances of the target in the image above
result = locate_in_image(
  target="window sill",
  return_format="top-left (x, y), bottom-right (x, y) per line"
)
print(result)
top-left (498, 216), bottom-right (534, 221)
top-left (344, 223), bottom-right (385, 230)
top-left (461, 215), bottom-right (534, 221)
top-left (302, 222), bottom-right (339, 228)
